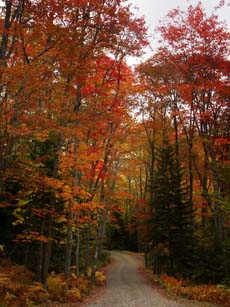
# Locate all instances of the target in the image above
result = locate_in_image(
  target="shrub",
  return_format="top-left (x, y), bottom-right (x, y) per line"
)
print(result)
top-left (180, 285), bottom-right (230, 307)
top-left (26, 282), bottom-right (49, 304)
top-left (0, 260), bottom-right (35, 307)
top-left (95, 271), bottom-right (106, 285)
top-left (47, 272), bottom-right (66, 299)
top-left (160, 273), bottom-right (183, 292)
top-left (160, 273), bottom-right (230, 307)
top-left (65, 288), bottom-right (81, 302)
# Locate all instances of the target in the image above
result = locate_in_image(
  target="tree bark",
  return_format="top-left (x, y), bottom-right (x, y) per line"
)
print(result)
top-left (64, 210), bottom-right (73, 283)
top-left (75, 223), bottom-right (80, 276)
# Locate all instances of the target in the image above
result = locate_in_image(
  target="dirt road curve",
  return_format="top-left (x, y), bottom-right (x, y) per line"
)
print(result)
top-left (86, 251), bottom-right (216, 307)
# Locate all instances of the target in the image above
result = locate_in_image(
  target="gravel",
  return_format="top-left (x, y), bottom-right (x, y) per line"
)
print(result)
top-left (85, 251), bottom-right (218, 307)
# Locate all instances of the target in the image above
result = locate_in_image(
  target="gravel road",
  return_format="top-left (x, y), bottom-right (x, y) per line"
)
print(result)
top-left (86, 251), bottom-right (217, 307)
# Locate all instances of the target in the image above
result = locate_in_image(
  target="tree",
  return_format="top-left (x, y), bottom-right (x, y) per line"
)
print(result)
top-left (152, 142), bottom-right (196, 277)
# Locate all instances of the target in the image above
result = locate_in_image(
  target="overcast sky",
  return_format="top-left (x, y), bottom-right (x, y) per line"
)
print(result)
top-left (130, 0), bottom-right (229, 29)
top-left (127, 0), bottom-right (230, 63)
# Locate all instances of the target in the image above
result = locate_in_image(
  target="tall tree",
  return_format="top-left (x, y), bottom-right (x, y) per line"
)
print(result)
top-left (152, 142), bottom-right (196, 276)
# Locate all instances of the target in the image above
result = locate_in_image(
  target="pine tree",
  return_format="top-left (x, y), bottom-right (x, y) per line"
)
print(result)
top-left (152, 143), bottom-right (196, 277)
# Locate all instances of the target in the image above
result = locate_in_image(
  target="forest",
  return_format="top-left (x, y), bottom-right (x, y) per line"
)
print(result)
top-left (0, 0), bottom-right (229, 306)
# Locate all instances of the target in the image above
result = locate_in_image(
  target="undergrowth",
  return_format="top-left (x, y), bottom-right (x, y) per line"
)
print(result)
top-left (147, 270), bottom-right (230, 307)
top-left (0, 258), bottom-right (106, 307)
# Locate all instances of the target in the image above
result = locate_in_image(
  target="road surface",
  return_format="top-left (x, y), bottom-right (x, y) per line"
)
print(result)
top-left (86, 251), bottom-right (216, 307)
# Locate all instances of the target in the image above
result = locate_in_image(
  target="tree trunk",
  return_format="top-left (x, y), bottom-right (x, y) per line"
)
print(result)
top-left (41, 215), bottom-right (53, 288)
top-left (153, 245), bottom-right (160, 277)
top-left (188, 142), bottom-right (194, 204)
top-left (37, 216), bottom-right (46, 282)
top-left (84, 224), bottom-right (90, 277)
top-left (173, 112), bottom-right (179, 164)
top-left (75, 223), bottom-right (80, 276)
top-left (64, 210), bottom-right (73, 283)
top-left (202, 145), bottom-right (209, 226)
top-left (91, 209), bottom-right (105, 283)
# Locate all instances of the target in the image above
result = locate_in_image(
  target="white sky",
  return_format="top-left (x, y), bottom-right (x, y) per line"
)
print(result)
top-left (130, 0), bottom-right (230, 30)
top-left (127, 0), bottom-right (230, 64)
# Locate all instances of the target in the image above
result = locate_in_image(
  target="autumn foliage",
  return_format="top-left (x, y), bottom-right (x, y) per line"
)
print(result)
top-left (0, 0), bottom-right (147, 282)
top-left (0, 0), bottom-right (229, 306)
top-left (0, 258), bottom-right (106, 306)
top-left (160, 273), bottom-right (230, 307)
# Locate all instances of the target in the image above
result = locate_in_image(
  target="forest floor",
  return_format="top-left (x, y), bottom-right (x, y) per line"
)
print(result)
top-left (84, 251), bottom-right (218, 307)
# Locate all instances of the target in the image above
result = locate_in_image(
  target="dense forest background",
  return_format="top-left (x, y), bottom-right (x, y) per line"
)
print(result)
top-left (0, 0), bottom-right (229, 299)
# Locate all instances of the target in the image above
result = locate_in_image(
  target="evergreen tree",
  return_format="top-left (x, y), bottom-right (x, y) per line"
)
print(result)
top-left (152, 143), bottom-right (196, 277)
